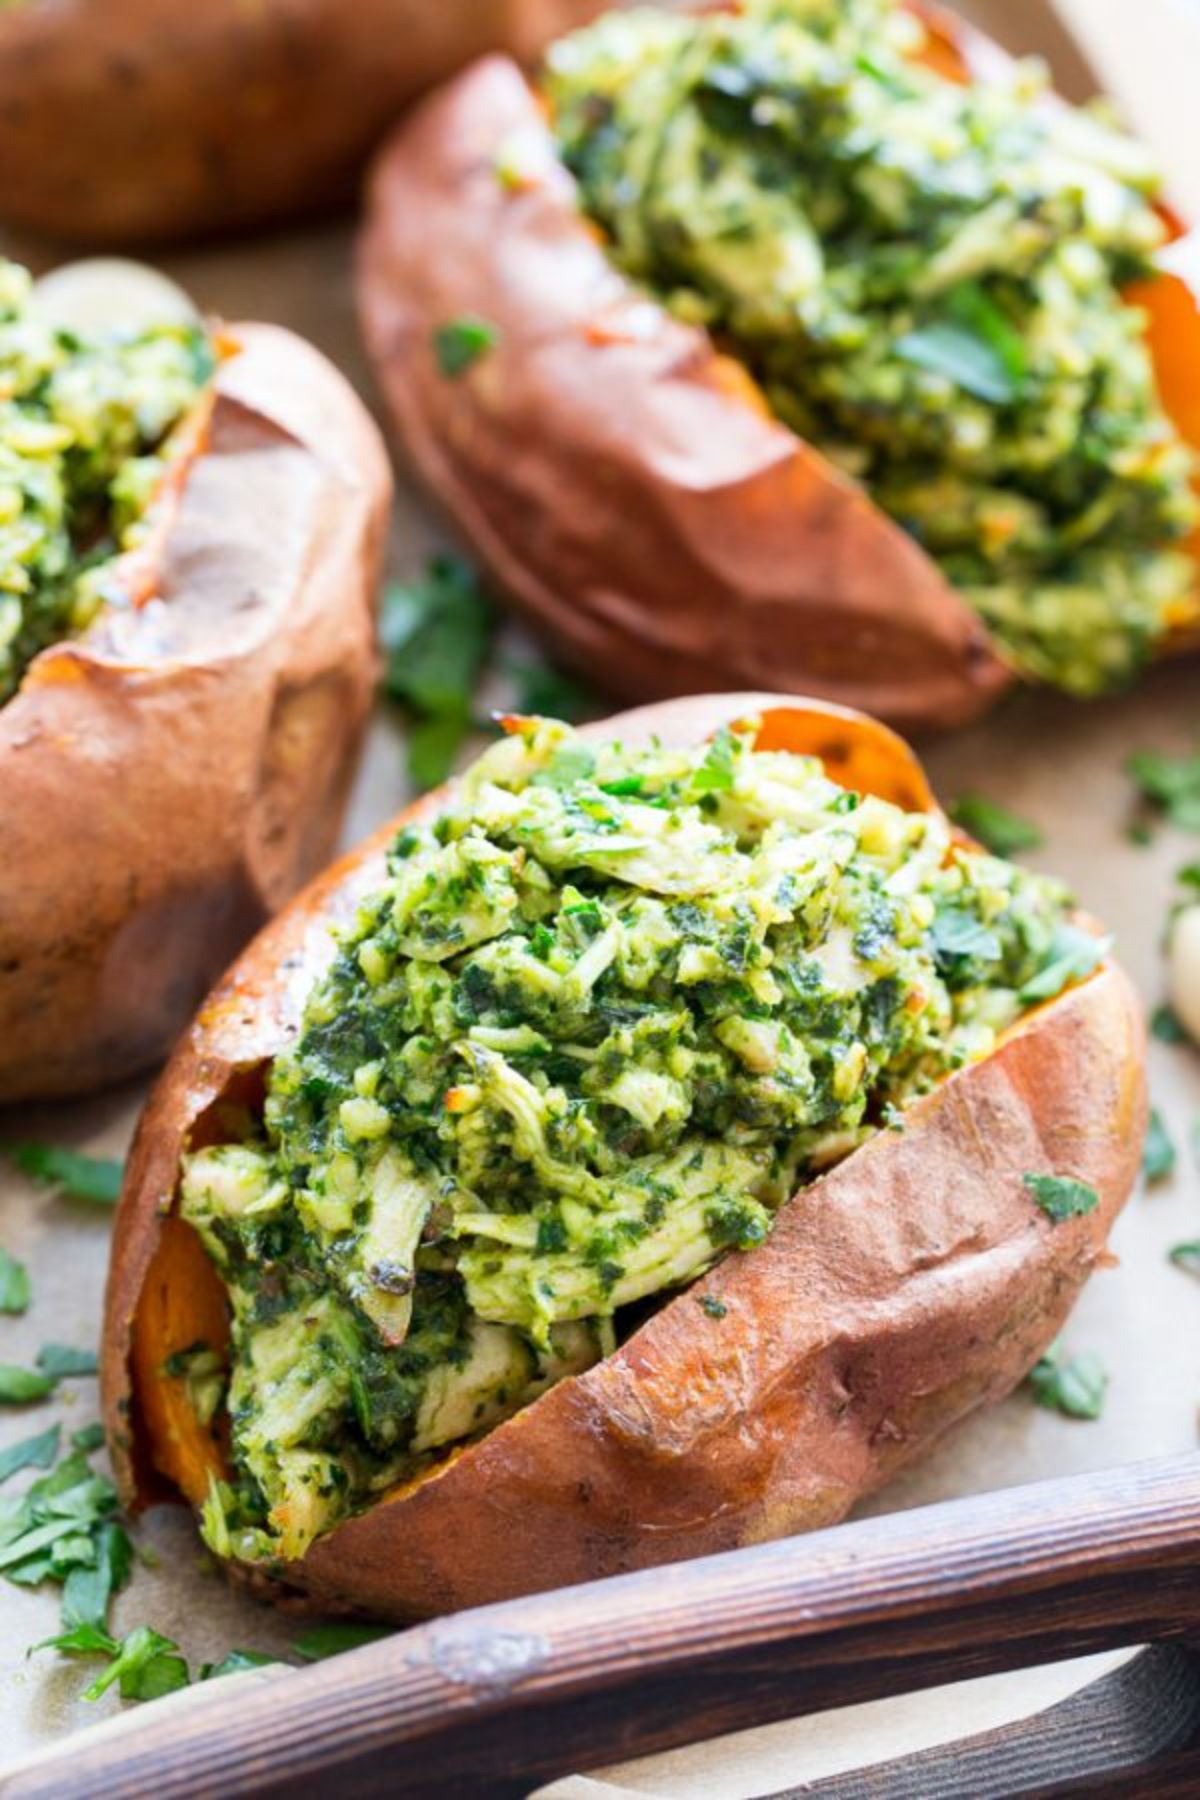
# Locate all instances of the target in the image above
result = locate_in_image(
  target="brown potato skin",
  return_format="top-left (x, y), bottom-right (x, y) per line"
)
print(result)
top-left (103, 693), bottom-right (1145, 1623)
top-left (0, 0), bottom-right (609, 245)
top-left (0, 322), bottom-right (390, 1101)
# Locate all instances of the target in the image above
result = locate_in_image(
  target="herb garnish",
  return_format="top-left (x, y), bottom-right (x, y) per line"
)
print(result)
top-left (1169, 1242), bottom-right (1200, 1276)
top-left (1142, 1108), bottom-right (1176, 1184)
top-left (8, 1145), bottom-right (123, 1205)
top-left (1023, 1173), bottom-right (1100, 1222)
top-left (292, 1622), bottom-right (393, 1662)
top-left (1151, 1002), bottom-right (1187, 1044)
top-left (433, 316), bottom-right (499, 377)
top-left (1018, 922), bottom-right (1105, 1006)
top-left (0, 1247), bottom-right (30, 1314)
top-left (1126, 747), bottom-right (1200, 835)
top-left (949, 794), bottom-right (1042, 858)
top-left (380, 556), bottom-right (494, 789)
top-left (0, 1365), bottom-right (56, 1404)
top-left (1028, 1345), bottom-right (1107, 1419)
top-left (0, 1425), bottom-right (60, 1485)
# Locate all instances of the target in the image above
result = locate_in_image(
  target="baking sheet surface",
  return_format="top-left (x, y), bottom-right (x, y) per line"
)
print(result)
top-left (1, 1), bottom-right (1199, 1784)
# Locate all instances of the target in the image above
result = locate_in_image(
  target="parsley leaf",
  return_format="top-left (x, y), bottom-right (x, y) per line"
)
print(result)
top-left (292, 1622), bottom-right (392, 1662)
top-left (506, 658), bottom-right (596, 724)
top-left (36, 1344), bottom-right (98, 1380)
top-left (0, 1247), bottom-right (30, 1315)
top-left (1151, 1002), bottom-right (1187, 1043)
top-left (0, 1365), bottom-right (56, 1404)
top-left (1024, 1173), bottom-right (1100, 1223)
top-left (8, 1145), bottom-right (123, 1205)
top-left (1170, 1241), bottom-right (1200, 1276)
top-left (929, 907), bottom-right (1002, 967)
top-left (1018, 922), bottom-right (1106, 1006)
top-left (1127, 746), bottom-right (1200, 834)
top-left (895, 284), bottom-right (1026, 405)
top-left (200, 1649), bottom-right (278, 1681)
top-left (37, 1623), bottom-right (191, 1702)
top-left (380, 556), bottom-right (494, 789)
top-left (0, 1424), bottom-right (60, 1485)
top-left (691, 728), bottom-right (738, 795)
top-left (1029, 1345), bottom-right (1107, 1419)
top-left (949, 793), bottom-right (1042, 858)
top-left (433, 316), bottom-right (498, 377)
top-left (1142, 1108), bottom-right (1176, 1184)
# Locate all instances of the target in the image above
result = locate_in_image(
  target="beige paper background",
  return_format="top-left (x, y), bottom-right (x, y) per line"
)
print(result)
top-left (1, 1), bottom-right (1198, 1788)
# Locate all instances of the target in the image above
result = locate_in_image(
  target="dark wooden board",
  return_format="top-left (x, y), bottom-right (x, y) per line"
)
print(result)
top-left (6, 1450), bottom-right (1197, 1799)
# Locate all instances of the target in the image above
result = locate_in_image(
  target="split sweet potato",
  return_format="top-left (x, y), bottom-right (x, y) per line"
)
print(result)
top-left (0, 320), bottom-right (390, 1101)
top-left (103, 692), bottom-right (1145, 1621)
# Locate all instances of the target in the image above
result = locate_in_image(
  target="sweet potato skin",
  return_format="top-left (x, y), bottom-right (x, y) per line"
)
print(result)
top-left (0, 0), bottom-right (610, 244)
top-left (0, 322), bottom-right (390, 1101)
top-left (104, 693), bottom-right (1145, 1622)
top-left (358, 58), bottom-right (1011, 733)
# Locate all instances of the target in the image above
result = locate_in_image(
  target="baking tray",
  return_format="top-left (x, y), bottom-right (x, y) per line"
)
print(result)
top-left (1, 1), bottom-right (1198, 1792)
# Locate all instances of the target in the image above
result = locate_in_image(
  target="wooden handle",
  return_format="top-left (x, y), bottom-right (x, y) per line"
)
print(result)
top-left (6, 1450), bottom-right (1198, 1799)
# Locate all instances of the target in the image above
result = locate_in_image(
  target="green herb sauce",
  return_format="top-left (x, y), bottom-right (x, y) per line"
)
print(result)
top-left (544, 0), bottom-right (1197, 695)
top-left (0, 259), bottom-right (213, 705)
top-left (182, 717), bottom-right (1090, 1561)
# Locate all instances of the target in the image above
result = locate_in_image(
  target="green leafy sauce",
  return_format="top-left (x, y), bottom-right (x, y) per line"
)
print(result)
top-left (0, 260), bottom-right (214, 705)
top-left (182, 716), bottom-right (1092, 1562)
top-left (543, 0), bottom-right (1198, 695)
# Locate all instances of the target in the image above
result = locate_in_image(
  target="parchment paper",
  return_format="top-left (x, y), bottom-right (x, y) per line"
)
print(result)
top-left (1, 1), bottom-right (1198, 1788)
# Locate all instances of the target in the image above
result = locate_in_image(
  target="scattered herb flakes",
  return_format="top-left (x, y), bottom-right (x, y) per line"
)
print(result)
top-left (1142, 1108), bottom-right (1176, 1184)
top-left (433, 315), bottom-right (498, 378)
top-left (292, 1622), bottom-right (393, 1662)
top-left (1127, 821), bottom-right (1154, 848)
top-left (200, 1649), bottom-right (278, 1681)
top-left (36, 1344), bottom-right (99, 1380)
top-left (36, 1623), bottom-right (190, 1703)
top-left (1179, 862), bottom-right (1200, 891)
top-left (697, 1295), bottom-right (728, 1320)
top-left (1151, 1002), bottom-right (1187, 1044)
top-left (0, 1364), bottom-right (55, 1404)
top-left (0, 1424), bottom-right (60, 1485)
top-left (1029, 1346), bottom-right (1108, 1420)
top-left (62, 1521), bottom-right (133, 1631)
top-left (0, 1443), bottom-right (129, 1630)
top-left (8, 1144), bottom-right (123, 1205)
top-left (0, 1247), bottom-right (30, 1314)
top-left (1023, 1173), bottom-right (1100, 1223)
top-left (1018, 922), bottom-right (1106, 1006)
top-left (1126, 746), bottom-right (1200, 834)
top-left (71, 1423), bottom-right (105, 1453)
top-left (380, 556), bottom-right (494, 789)
top-left (949, 793), bottom-right (1042, 858)
top-left (1169, 1241), bottom-right (1200, 1277)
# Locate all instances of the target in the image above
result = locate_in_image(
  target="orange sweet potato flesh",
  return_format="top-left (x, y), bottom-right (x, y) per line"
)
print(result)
top-left (104, 693), bottom-right (1146, 1623)
top-left (0, 0), bottom-right (612, 245)
top-left (0, 323), bottom-right (391, 1101)
top-left (356, 13), bottom-right (1200, 731)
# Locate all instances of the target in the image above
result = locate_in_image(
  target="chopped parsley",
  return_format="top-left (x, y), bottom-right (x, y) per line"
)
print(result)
top-left (1142, 1108), bottom-right (1176, 1185)
top-left (8, 1145), bottom-right (123, 1205)
top-left (1023, 1173), bottom-right (1100, 1223)
top-left (0, 1247), bottom-right (30, 1315)
top-left (949, 795), bottom-right (1042, 859)
top-left (433, 315), bottom-right (499, 377)
top-left (1028, 1345), bottom-right (1107, 1420)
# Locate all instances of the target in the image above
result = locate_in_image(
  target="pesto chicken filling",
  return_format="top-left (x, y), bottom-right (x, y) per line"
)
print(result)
top-left (544, 0), bottom-right (1198, 695)
top-left (181, 717), bottom-right (1097, 1563)
top-left (0, 259), bottom-right (213, 704)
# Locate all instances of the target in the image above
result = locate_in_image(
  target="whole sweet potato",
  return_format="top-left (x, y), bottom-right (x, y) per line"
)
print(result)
top-left (0, 319), bottom-right (390, 1101)
top-left (357, 9), bottom-right (1200, 730)
top-left (103, 693), bottom-right (1145, 1622)
top-left (0, 0), bottom-right (609, 244)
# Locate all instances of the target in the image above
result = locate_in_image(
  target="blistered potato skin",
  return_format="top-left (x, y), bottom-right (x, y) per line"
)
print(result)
top-left (357, 57), bottom-right (1013, 733)
top-left (0, 323), bottom-right (390, 1101)
top-left (0, 0), bottom-right (611, 244)
top-left (103, 694), bottom-right (1144, 1623)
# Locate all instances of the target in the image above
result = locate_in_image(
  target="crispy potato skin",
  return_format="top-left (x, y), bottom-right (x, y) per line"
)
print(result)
top-left (0, 0), bottom-right (610, 245)
top-left (0, 323), bottom-right (390, 1101)
top-left (104, 693), bottom-right (1145, 1623)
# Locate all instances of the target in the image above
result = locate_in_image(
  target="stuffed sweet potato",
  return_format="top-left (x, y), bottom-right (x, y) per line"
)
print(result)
top-left (0, 0), bottom-right (611, 245)
top-left (103, 692), bottom-right (1144, 1622)
top-left (0, 259), bottom-right (390, 1102)
top-left (358, 0), bottom-right (1200, 730)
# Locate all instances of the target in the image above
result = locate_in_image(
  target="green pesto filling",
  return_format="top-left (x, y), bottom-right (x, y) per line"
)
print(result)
top-left (543, 0), bottom-right (1198, 696)
top-left (0, 259), bottom-right (214, 705)
top-left (181, 717), bottom-right (1096, 1563)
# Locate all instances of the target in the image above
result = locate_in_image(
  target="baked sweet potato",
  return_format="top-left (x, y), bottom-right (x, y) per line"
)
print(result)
top-left (103, 692), bottom-right (1145, 1622)
top-left (0, 0), bottom-right (611, 245)
top-left (0, 290), bottom-right (390, 1101)
top-left (357, 2), bottom-right (1200, 730)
